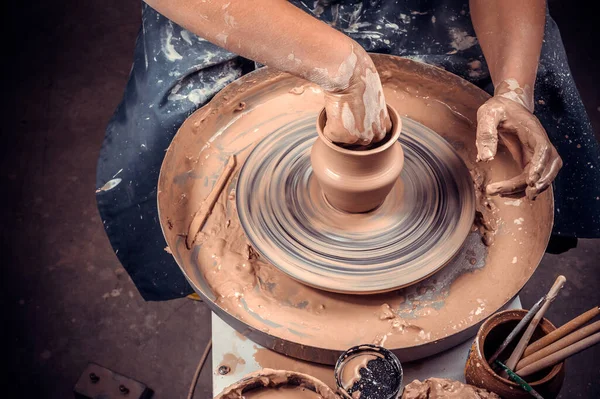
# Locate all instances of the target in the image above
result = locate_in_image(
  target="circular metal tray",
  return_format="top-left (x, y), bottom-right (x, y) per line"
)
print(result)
top-left (158, 55), bottom-right (553, 364)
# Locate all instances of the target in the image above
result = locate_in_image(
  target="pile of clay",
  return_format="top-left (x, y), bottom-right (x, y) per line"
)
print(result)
top-left (215, 369), bottom-right (338, 399)
top-left (401, 378), bottom-right (500, 399)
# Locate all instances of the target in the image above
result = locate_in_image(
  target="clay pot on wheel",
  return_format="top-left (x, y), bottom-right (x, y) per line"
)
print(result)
top-left (311, 105), bottom-right (404, 213)
top-left (465, 309), bottom-right (565, 399)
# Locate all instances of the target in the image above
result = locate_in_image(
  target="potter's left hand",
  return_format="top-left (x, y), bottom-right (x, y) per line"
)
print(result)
top-left (476, 90), bottom-right (562, 200)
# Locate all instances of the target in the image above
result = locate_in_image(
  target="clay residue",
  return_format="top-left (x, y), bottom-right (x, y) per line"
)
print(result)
top-left (253, 347), bottom-right (336, 390)
top-left (158, 55), bottom-right (554, 361)
top-left (215, 368), bottom-right (337, 399)
top-left (402, 378), bottom-right (500, 399)
top-left (339, 353), bottom-right (380, 390)
top-left (244, 386), bottom-right (323, 398)
top-left (218, 352), bottom-right (246, 374)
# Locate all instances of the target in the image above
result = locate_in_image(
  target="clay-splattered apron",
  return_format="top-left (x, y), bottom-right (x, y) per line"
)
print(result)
top-left (96, 1), bottom-right (600, 300)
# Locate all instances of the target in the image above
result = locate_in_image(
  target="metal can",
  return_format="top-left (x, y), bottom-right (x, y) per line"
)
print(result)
top-left (334, 344), bottom-right (403, 399)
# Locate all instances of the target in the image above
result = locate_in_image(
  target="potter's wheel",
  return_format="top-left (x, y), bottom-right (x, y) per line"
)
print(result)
top-left (158, 55), bottom-right (554, 364)
top-left (237, 117), bottom-right (475, 294)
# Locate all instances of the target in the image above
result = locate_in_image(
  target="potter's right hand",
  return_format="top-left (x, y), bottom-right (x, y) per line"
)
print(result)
top-left (321, 49), bottom-right (393, 145)
top-left (476, 86), bottom-right (562, 200)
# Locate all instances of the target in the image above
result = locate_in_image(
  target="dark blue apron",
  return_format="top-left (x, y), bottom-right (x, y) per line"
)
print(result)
top-left (96, 1), bottom-right (600, 300)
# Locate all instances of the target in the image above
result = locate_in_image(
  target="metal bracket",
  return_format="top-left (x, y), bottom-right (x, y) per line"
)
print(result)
top-left (73, 363), bottom-right (152, 399)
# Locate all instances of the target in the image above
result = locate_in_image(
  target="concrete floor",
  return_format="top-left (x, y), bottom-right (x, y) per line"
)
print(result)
top-left (3, 1), bottom-right (599, 398)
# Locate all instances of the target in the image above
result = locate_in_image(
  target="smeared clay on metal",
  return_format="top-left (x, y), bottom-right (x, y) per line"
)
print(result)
top-left (214, 369), bottom-right (337, 399)
top-left (158, 55), bottom-right (553, 362)
top-left (401, 378), bottom-right (500, 399)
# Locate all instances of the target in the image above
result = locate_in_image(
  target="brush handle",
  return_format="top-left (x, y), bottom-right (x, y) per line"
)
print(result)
top-left (517, 320), bottom-right (600, 370)
top-left (517, 332), bottom-right (600, 377)
top-left (488, 297), bottom-right (545, 365)
top-left (504, 275), bottom-right (566, 371)
top-left (523, 306), bottom-right (599, 357)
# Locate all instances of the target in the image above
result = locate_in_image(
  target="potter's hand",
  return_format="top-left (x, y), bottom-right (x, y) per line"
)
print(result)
top-left (144, 0), bottom-right (392, 146)
top-left (321, 50), bottom-right (393, 145)
top-left (470, 0), bottom-right (557, 199)
top-left (476, 89), bottom-right (562, 200)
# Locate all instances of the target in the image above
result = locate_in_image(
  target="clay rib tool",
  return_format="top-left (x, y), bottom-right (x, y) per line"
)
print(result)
top-left (494, 361), bottom-right (544, 399)
top-left (516, 320), bottom-right (600, 370)
top-left (523, 305), bottom-right (599, 357)
top-left (517, 332), bottom-right (600, 377)
top-left (503, 275), bottom-right (566, 373)
top-left (186, 155), bottom-right (237, 249)
top-left (488, 296), bottom-right (545, 365)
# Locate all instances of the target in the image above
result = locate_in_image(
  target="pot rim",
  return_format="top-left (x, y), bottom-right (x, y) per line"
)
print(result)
top-left (316, 104), bottom-right (401, 156)
top-left (213, 368), bottom-right (337, 399)
top-left (475, 309), bottom-right (564, 388)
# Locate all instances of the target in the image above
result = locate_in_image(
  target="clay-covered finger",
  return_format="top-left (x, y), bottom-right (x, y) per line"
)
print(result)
top-left (527, 141), bottom-right (550, 185)
top-left (529, 155), bottom-right (563, 199)
top-left (476, 106), bottom-right (504, 161)
top-left (486, 171), bottom-right (528, 196)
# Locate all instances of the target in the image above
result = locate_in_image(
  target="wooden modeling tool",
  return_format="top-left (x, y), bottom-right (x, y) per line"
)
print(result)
top-left (503, 276), bottom-right (566, 373)
top-left (488, 296), bottom-right (545, 365)
top-left (517, 320), bottom-right (600, 370)
top-left (186, 155), bottom-right (237, 249)
top-left (517, 332), bottom-right (600, 377)
top-left (523, 306), bottom-right (599, 357)
top-left (494, 361), bottom-right (544, 399)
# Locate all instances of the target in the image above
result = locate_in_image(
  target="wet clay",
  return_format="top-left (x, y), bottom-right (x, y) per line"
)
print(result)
top-left (243, 386), bottom-right (323, 398)
top-left (339, 354), bottom-right (381, 390)
top-left (253, 347), bottom-right (336, 389)
top-left (158, 55), bottom-right (554, 362)
top-left (401, 378), bottom-right (500, 399)
top-left (214, 369), bottom-right (337, 399)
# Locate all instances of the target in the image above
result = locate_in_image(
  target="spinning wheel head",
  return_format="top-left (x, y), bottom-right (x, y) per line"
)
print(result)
top-left (236, 116), bottom-right (475, 294)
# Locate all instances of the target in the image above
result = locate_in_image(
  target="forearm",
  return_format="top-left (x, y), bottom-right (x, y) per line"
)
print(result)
top-left (470, 0), bottom-right (545, 110)
top-left (145, 0), bottom-right (361, 91)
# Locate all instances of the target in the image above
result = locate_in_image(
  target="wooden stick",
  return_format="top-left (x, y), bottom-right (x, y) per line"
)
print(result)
top-left (503, 275), bottom-right (566, 373)
top-left (523, 306), bottom-right (599, 357)
top-left (186, 155), bottom-right (237, 249)
top-left (516, 320), bottom-right (600, 371)
top-left (488, 296), bottom-right (545, 365)
top-left (517, 332), bottom-right (600, 377)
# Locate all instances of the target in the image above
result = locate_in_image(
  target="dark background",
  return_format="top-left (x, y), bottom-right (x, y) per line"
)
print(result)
top-left (2, 1), bottom-right (599, 398)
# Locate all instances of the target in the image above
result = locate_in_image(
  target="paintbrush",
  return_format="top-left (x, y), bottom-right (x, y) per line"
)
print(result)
top-left (488, 296), bottom-right (545, 365)
top-left (523, 305), bottom-right (599, 357)
top-left (494, 360), bottom-right (544, 399)
top-left (517, 332), bottom-right (600, 377)
top-left (502, 276), bottom-right (567, 374)
top-left (517, 320), bottom-right (600, 370)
